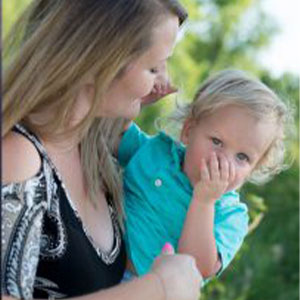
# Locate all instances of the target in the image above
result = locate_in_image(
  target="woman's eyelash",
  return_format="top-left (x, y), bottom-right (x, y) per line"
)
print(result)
top-left (150, 68), bottom-right (159, 74)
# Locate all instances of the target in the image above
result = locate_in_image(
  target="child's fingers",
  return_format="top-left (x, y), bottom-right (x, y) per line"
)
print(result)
top-left (141, 76), bottom-right (177, 105)
top-left (153, 80), bottom-right (176, 97)
top-left (157, 83), bottom-right (163, 95)
top-left (158, 81), bottom-right (177, 97)
top-left (229, 161), bottom-right (236, 183)
top-left (141, 85), bottom-right (165, 105)
top-left (200, 158), bottom-right (210, 181)
top-left (164, 82), bottom-right (178, 95)
top-left (210, 152), bottom-right (220, 180)
top-left (219, 154), bottom-right (229, 181)
top-left (151, 85), bottom-right (158, 94)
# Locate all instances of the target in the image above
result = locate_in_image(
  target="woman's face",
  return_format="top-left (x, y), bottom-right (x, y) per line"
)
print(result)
top-left (99, 15), bottom-right (179, 119)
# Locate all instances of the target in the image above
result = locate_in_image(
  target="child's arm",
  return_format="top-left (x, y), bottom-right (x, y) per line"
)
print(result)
top-left (178, 152), bottom-right (233, 278)
top-left (178, 198), bottom-right (221, 278)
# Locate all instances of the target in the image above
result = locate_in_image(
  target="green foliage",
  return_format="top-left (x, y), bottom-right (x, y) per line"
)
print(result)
top-left (3, 1), bottom-right (299, 299)
top-left (2, 0), bottom-right (32, 38)
top-left (137, 0), bottom-right (279, 128)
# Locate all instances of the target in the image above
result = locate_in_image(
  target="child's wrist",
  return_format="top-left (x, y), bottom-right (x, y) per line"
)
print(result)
top-left (192, 193), bottom-right (217, 205)
top-left (191, 195), bottom-right (216, 208)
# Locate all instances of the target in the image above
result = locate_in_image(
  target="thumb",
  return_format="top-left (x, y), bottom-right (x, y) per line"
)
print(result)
top-left (161, 242), bottom-right (175, 255)
top-left (165, 84), bottom-right (178, 95)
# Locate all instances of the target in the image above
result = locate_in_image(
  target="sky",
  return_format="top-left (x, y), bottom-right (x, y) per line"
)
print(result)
top-left (258, 0), bottom-right (300, 77)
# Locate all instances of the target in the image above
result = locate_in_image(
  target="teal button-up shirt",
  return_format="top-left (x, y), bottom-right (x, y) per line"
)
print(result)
top-left (119, 122), bottom-right (249, 278)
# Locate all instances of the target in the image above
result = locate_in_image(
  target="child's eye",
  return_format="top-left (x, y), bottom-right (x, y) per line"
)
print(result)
top-left (212, 137), bottom-right (222, 146)
top-left (236, 153), bottom-right (250, 162)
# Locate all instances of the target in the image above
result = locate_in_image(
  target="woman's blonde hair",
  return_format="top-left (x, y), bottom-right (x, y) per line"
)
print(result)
top-left (171, 69), bottom-right (295, 185)
top-left (3, 0), bottom-right (187, 225)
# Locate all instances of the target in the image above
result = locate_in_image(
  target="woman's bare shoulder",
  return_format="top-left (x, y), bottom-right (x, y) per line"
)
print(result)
top-left (2, 131), bottom-right (42, 185)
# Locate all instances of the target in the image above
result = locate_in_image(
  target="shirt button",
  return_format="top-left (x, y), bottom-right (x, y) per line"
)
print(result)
top-left (154, 179), bottom-right (162, 187)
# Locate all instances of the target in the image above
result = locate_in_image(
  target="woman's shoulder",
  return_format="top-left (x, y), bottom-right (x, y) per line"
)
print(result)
top-left (2, 130), bottom-right (42, 185)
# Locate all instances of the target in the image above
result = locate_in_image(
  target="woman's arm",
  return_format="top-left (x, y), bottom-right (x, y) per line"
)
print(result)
top-left (2, 274), bottom-right (164, 300)
top-left (2, 254), bottom-right (202, 300)
top-left (2, 131), bottom-right (42, 184)
top-left (77, 273), bottom-right (165, 300)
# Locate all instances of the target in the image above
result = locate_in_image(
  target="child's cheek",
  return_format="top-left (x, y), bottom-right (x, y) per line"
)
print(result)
top-left (227, 173), bottom-right (246, 192)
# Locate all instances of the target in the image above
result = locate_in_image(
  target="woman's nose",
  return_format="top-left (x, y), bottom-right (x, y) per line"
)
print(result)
top-left (156, 62), bottom-right (168, 81)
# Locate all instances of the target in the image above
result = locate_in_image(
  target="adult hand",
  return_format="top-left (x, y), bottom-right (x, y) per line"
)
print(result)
top-left (151, 243), bottom-right (202, 300)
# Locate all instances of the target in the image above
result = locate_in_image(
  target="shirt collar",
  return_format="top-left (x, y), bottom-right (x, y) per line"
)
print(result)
top-left (158, 131), bottom-right (193, 193)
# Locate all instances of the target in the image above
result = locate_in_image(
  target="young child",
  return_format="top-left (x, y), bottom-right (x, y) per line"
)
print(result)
top-left (118, 69), bottom-right (292, 282)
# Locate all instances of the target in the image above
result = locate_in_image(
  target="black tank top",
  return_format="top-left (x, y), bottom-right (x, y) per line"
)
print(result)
top-left (13, 125), bottom-right (126, 298)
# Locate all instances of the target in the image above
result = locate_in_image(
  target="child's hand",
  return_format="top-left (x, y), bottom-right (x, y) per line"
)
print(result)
top-left (193, 152), bottom-right (235, 205)
top-left (141, 80), bottom-right (177, 105)
top-left (141, 65), bottom-right (177, 105)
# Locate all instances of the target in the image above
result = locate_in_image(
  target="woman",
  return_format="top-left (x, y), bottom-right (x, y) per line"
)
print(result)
top-left (2, 1), bottom-right (202, 300)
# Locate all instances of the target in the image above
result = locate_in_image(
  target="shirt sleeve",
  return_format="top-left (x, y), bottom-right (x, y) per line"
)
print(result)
top-left (118, 122), bottom-right (151, 167)
top-left (214, 191), bottom-right (249, 275)
top-left (1, 180), bottom-right (47, 300)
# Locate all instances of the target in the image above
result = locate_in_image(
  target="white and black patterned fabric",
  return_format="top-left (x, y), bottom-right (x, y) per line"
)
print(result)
top-left (1, 125), bottom-right (126, 299)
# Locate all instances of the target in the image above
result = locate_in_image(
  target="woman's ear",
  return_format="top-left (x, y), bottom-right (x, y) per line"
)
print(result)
top-left (180, 118), bottom-right (194, 145)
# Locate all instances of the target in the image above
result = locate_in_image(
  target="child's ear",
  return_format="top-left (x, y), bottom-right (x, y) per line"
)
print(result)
top-left (180, 118), bottom-right (193, 145)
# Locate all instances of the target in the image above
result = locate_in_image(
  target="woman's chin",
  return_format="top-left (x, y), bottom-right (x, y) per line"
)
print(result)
top-left (127, 99), bottom-right (141, 119)
top-left (98, 99), bottom-right (141, 119)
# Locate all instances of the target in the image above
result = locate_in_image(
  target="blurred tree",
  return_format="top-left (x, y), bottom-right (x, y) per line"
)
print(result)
top-left (137, 0), bottom-right (279, 131)
top-left (2, 0), bottom-right (32, 37)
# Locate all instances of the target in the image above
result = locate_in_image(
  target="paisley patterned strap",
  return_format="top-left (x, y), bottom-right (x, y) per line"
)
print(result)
top-left (1, 124), bottom-right (54, 299)
top-left (2, 174), bottom-right (48, 299)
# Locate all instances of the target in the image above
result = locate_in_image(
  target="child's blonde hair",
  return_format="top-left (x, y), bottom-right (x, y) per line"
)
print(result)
top-left (172, 69), bottom-right (294, 184)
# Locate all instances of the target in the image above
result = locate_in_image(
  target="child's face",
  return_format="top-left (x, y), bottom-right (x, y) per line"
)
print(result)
top-left (181, 105), bottom-right (276, 191)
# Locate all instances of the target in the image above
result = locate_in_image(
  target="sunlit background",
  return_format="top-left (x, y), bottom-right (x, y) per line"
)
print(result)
top-left (258, 0), bottom-right (300, 76)
top-left (2, 1), bottom-right (299, 300)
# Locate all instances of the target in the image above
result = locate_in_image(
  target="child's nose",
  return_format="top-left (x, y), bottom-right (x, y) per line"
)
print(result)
top-left (215, 150), bottom-right (234, 165)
